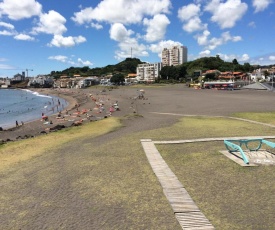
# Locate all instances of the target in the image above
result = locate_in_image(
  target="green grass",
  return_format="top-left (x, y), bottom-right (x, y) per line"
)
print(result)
top-left (139, 116), bottom-right (275, 141)
top-left (1, 115), bottom-right (275, 229)
top-left (232, 112), bottom-right (275, 125)
top-left (0, 117), bottom-right (122, 172)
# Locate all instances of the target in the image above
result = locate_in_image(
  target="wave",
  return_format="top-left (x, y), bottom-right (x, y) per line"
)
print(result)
top-left (22, 89), bottom-right (53, 99)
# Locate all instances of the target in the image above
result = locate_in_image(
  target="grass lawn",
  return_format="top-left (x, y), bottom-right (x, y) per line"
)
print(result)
top-left (1, 115), bottom-right (274, 229)
top-left (232, 112), bottom-right (275, 125)
top-left (152, 117), bottom-right (275, 229)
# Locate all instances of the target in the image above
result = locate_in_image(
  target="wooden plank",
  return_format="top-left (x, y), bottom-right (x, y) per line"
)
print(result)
top-left (141, 140), bottom-right (215, 229)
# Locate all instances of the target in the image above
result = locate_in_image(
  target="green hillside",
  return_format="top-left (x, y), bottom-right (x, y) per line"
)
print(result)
top-left (50, 58), bottom-right (145, 78)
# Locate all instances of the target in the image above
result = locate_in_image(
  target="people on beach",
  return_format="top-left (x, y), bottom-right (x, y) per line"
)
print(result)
top-left (16, 120), bottom-right (19, 127)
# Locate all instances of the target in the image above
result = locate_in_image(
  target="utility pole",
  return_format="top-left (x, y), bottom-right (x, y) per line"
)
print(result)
top-left (131, 47), bottom-right (132, 58)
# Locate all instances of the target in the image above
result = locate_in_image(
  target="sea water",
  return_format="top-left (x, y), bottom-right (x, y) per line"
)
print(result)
top-left (0, 89), bottom-right (68, 129)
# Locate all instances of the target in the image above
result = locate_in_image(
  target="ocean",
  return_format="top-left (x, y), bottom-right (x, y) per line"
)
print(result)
top-left (0, 89), bottom-right (68, 129)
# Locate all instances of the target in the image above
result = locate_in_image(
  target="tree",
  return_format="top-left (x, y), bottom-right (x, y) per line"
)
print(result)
top-left (110, 73), bottom-right (125, 85)
top-left (204, 72), bottom-right (217, 80)
top-left (159, 66), bottom-right (179, 80)
top-left (232, 59), bottom-right (239, 65)
top-left (160, 66), bottom-right (170, 80)
top-left (243, 62), bottom-right (254, 72)
top-left (178, 65), bottom-right (187, 80)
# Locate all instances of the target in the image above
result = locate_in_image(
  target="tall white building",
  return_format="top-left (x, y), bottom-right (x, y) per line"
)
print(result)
top-left (136, 63), bottom-right (162, 82)
top-left (161, 46), bottom-right (187, 66)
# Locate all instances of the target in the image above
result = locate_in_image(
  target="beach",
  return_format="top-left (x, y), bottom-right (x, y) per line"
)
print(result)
top-left (2, 85), bottom-right (275, 142)
top-left (0, 86), bottom-right (139, 142)
top-left (1, 85), bottom-right (275, 229)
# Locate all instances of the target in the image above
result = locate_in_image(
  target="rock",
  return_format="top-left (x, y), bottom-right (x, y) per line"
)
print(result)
top-left (0, 127), bottom-right (3, 131)
top-left (40, 131), bottom-right (47, 134)
top-left (49, 124), bottom-right (66, 131)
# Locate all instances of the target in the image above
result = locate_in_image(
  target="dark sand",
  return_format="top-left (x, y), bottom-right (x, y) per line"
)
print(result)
top-left (1, 85), bottom-right (275, 229)
top-left (2, 85), bottom-right (275, 141)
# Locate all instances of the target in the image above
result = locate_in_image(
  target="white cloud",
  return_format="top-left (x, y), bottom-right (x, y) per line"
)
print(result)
top-left (196, 30), bottom-right (210, 46)
top-left (149, 40), bottom-right (183, 58)
top-left (109, 23), bottom-right (148, 60)
top-left (109, 23), bottom-right (133, 41)
top-left (71, 0), bottom-right (171, 25)
top-left (48, 55), bottom-right (93, 66)
top-left (48, 55), bottom-right (68, 63)
top-left (32, 10), bottom-right (67, 35)
top-left (178, 4), bottom-right (206, 33)
top-left (240, 54), bottom-right (250, 62)
top-left (183, 17), bottom-right (206, 33)
top-left (248, 21), bottom-right (256, 28)
top-left (196, 31), bottom-right (242, 50)
top-left (0, 29), bottom-right (16, 35)
top-left (199, 50), bottom-right (211, 57)
top-left (0, 21), bottom-right (16, 36)
top-left (48, 35), bottom-right (86, 47)
top-left (204, 0), bottom-right (248, 29)
top-left (269, 56), bottom-right (275, 61)
top-left (216, 53), bottom-right (238, 62)
top-left (0, 63), bottom-right (15, 70)
top-left (0, 0), bottom-right (42, 20)
top-left (77, 58), bottom-right (93, 66)
top-left (14, 33), bottom-right (34, 41)
top-left (91, 22), bottom-right (103, 30)
top-left (252, 0), bottom-right (273, 13)
top-left (178, 4), bottom-right (200, 21)
top-left (0, 21), bottom-right (14, 29)
top-left (143, 14), bottom-right (170, 42)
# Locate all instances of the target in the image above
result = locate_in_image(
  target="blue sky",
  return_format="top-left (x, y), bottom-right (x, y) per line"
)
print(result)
top-left (0, 0), bottom-right (274, 77)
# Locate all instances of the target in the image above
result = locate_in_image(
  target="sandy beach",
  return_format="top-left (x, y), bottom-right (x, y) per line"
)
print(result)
top-left (0, 86), bottom-right (139, 142)
top-left (1, 84), bottom-right (275, 229)
top-left (2, 85), bottom-right (275, 142)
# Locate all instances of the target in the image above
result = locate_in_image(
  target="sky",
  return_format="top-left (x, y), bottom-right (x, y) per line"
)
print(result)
top-left (0, 0), bottom-right (275, 78)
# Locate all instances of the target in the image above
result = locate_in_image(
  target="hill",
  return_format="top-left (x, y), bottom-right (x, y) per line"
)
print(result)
top-left (50, 58), bottom-right (145, 78)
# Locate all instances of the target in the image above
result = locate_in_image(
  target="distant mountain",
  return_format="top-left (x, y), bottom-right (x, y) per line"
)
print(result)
top-left (51, 58), bottom-right (145, 77)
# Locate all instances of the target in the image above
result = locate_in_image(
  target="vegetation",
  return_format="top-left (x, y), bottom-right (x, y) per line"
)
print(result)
top-left (48, 55), bottom-right (274, 83)
top-left (0, 117), bottom-right (122, 172)
top-left (50, 58), bottom-right (144, 79)
top-left (110, 73), bottom-right (125, 85)
top-left (2, 115), bottom-right (274, 229)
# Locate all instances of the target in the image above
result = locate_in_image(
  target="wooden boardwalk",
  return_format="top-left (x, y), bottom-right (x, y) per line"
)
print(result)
top-left (141, 139), bottom-right (215, 230)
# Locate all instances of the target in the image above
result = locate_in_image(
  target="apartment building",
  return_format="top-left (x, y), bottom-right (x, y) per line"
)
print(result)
top-left (136, 63), bottom-right (162, 82)
top-left (161, 46), bottom-right (188, 66)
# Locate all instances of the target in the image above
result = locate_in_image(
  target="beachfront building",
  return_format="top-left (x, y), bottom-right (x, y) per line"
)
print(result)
top-left (28, 75), bottom-right (54, 88)
top-left (250, 69), bottom-right (266, 82)
top-left (125, 73), bottom-right (137, 83)
top-left (12, 72), bottom-right (25, 82)
top-left (161, 46), bottom-right (188, 67)
top-left (136, 63), bottom-right (162, 82)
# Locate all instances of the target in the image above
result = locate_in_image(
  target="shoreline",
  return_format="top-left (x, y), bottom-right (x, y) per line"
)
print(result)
top-left (0, 88), bottom-right (72, 130)
top-left (0, 86), bottom-right (137, 143)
